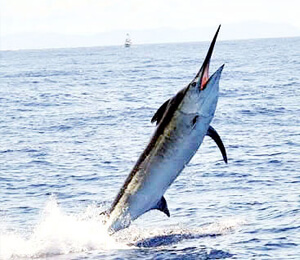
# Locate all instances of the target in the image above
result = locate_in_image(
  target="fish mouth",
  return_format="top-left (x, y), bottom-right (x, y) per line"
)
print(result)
top-left (195, 25), bottom-right (221, 91)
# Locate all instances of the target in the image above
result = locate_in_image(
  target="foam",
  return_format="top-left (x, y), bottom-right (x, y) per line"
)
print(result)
top-left (115, 216), bottom-right (246, 246)
top-left (0, 197), bottom-right (128, 259)
top-left (0, 197), bottom-right (245, 259)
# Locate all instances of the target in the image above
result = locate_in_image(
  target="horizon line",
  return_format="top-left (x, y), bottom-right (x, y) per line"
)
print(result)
top-left (1, 34), bottom-right (300, 52)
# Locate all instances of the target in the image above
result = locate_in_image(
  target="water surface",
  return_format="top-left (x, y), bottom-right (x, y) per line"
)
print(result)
top-left (0, 37), bottom-right (299, 259)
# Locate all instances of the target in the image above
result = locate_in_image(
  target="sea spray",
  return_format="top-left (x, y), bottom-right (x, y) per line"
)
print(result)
top-left (0, 195), bottom-right (245, 259)
top-left (0, 196), bottom-right (128, 259)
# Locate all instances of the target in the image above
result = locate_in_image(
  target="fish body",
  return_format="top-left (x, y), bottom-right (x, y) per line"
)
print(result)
top-left (105, 25), bottom-right (227, 233)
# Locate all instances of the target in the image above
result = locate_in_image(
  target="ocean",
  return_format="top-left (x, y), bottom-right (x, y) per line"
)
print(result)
top-left (0, 37), bottom-right (299, 259)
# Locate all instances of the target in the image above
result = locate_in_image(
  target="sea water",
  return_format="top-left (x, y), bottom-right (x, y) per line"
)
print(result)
top-left (0, 37), bottom-right (299, 259)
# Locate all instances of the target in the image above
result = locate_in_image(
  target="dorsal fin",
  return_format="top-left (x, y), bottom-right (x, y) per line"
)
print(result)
top-left (151, 86), bottom-right (188, 126)
top-left (151, 196), bottom-right (170, 217)
top-left (151, 98), bottom-right (170, 125)
top-left (206, 126), bottom-right (228, 163)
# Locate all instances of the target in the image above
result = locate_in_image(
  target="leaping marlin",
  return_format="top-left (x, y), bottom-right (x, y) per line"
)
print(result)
top-left (104, 25), bottom-right (227, 234)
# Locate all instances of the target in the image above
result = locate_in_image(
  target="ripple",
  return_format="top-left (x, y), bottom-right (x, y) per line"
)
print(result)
top-left (1, 37), bottom-right (300, 259)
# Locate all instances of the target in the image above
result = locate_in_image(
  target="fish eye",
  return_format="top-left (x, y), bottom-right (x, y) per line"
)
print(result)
top-left (191, 82), bottom-right (196, 87)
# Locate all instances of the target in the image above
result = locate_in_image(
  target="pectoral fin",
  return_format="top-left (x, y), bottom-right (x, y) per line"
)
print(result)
top-left (206, 126), bottom-right (228, 163)
top-left (151, 196), bottom-right (170, 217)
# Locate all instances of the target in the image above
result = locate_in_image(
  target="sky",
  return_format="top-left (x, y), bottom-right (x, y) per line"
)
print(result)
top-left (1, 0), bottom-right (300, 50)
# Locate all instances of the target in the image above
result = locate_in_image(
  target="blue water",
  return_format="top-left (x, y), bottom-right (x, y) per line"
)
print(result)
top-left (0, 37), bottom-right (299, 259)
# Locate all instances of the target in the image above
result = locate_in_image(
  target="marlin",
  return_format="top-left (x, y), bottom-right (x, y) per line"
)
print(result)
top-left (104, 25), bottom-right (227, 234)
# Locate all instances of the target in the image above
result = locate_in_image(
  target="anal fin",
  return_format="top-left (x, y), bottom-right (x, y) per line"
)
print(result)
top-left (151, 196), bottom-right (170, 217)
top-left (206, 126), bottom-right (228, 163)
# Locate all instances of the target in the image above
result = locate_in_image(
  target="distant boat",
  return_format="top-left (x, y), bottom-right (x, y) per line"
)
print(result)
top-left (124, 34), bottom-right (132, 47)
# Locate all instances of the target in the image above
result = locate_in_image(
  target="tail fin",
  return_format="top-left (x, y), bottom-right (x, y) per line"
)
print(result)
top-left (100, 210), bottom-right (110, 224)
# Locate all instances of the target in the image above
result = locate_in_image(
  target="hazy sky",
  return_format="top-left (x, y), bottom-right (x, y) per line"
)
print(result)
top-left (1, 0), bottom-right (300, 49)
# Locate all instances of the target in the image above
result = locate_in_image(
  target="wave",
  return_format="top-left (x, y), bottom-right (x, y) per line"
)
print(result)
top-left (0, 197), bottom-right (127, 259)
top-left (0, 196), bottom-right (245, 259)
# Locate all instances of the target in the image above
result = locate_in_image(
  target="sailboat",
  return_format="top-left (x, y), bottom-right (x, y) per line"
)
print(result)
top-left (124, 33), bottom-right (132, 47)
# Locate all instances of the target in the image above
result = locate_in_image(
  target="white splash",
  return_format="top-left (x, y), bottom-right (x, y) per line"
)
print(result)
top-left (115, 216), bottom-right (246, 246)
top-left (0, 197), bottom-right (128, 259)
top-left (0, 197), bottom-right (245, 259)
